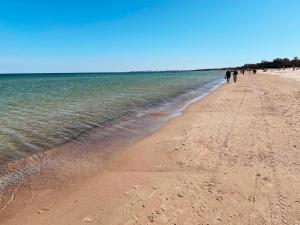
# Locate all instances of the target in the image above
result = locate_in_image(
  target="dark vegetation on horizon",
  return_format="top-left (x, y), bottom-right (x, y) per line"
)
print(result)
top-left (1, 57), bottom-right (299, 75)
top-left (238, 57), bottom-right (300, 70)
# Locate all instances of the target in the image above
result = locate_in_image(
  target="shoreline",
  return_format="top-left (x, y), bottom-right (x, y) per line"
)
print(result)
top-left (1, 72), bottom-right (299, 225)
top-left (0, 71), bottom-right (224, 166)
top-left (0, 77), bottom-right (224, 213)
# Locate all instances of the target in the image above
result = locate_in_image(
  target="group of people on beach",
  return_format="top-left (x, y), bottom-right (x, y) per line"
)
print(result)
top-left (225, 69), bottom-right (257, 84)
top-left (225, 70), bottom-right (238, 84)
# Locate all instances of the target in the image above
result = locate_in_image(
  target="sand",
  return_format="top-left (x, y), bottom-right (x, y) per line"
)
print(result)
top-left (260, 68), bottom-right (300, 81)
top-left (1, 71), bottom-right (299, 225)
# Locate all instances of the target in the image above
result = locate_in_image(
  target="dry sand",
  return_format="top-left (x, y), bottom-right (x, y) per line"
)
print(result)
top-left (260, 68), bottom-right (300, 82)
top-left (1, 72), bottom-right (299, 225)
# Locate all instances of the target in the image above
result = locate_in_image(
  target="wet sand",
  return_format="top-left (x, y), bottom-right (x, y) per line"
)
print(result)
top-left (1, 72), bottom-right (300, 225)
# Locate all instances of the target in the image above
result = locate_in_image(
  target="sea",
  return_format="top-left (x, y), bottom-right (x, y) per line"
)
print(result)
top-left (0, 71), bottom-right (224, 192)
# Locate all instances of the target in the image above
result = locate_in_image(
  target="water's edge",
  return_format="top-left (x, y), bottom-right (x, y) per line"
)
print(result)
top-left (0, 77), bottom-right (224, 203)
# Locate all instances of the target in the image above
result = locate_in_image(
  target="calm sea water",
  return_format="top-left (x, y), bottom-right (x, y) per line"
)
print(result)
top-left (0, 71), bottom-right (223, 165)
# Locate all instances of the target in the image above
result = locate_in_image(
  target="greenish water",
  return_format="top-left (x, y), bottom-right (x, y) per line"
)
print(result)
top-left (0, 71), bottom-right (223, 165)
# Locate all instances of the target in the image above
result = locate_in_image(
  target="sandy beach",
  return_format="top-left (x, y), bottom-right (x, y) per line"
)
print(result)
top-left (261, 68), bottom-right (300, 81)
top-left (1, 71), bottom-right (299, 225)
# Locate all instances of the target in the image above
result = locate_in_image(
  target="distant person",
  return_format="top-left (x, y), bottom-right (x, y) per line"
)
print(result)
top-left (225, 70), bottom-right (231, 84)
top-left (233, 70), bottom-right (238, 83)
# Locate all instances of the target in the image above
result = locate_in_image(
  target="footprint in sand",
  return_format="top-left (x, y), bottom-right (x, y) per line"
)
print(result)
top-left (35, 207), bottom-right (50, 215)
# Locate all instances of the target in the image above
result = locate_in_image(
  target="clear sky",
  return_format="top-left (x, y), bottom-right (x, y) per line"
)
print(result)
top-left (1, 0), bottom-right (299, 73)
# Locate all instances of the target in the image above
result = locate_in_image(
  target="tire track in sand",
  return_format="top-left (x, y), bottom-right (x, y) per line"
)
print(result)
top-left (201, 86), bottom-right (247, 195)
top-left (250, 76), bottom-right (290, 225)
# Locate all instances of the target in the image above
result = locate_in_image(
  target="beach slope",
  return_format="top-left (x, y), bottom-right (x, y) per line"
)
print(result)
top-left (1, 73), bottom-right (300, 225)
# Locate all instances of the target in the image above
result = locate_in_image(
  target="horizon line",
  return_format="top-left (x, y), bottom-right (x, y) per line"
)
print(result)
top-left (0, 68), bottom-right (228, 75)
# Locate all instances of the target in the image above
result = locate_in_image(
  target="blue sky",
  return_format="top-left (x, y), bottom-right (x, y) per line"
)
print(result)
top-left (0, 0), bottom-right (299, 73)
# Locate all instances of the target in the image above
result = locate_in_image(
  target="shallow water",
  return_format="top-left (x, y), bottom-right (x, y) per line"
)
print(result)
top-left (0, 71), bottom-right (224, 165)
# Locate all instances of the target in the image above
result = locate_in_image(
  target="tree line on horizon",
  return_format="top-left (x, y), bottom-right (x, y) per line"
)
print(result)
top-left (238, 57), bottom-right (300, 69)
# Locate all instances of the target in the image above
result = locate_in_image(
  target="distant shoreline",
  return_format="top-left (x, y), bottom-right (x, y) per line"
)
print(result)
top-left (1, 65), bottom-right (299, 76)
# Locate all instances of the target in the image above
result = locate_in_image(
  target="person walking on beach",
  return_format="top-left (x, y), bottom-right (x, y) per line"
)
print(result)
top-left (225, 70), bottom-right (231, 84)
top-left (233, 70), bottom-right (238, 83)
